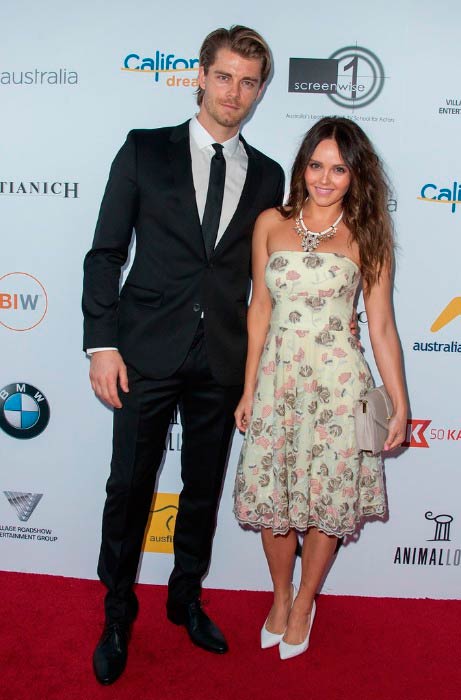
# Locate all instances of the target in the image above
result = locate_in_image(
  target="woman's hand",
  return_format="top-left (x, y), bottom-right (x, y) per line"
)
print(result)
top-left (235, 393), bottom-right (254, 432)
top-left (384, 413), bottom-right (407, 451)
top-left (349, 308), bottom-right (359, 337)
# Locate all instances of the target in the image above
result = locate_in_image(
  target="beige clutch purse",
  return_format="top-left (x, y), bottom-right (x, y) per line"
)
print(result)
top-left (354, 385), bottom-right (393, 455)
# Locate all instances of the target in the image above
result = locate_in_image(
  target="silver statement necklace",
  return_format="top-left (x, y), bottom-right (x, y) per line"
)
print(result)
top-left (294, 209), bottom-right (344, 252)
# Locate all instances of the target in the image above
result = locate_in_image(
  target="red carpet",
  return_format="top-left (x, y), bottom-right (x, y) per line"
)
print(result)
top-left (1, 571), bottom-right (460, 700)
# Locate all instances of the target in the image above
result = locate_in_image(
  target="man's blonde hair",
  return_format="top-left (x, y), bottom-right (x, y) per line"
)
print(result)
top-left (196, 25), bottom-right (272, 105)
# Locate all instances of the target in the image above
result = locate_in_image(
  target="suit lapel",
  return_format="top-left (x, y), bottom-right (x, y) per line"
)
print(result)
top-left (168, 121), bottom-right (204, 253)
top-left (213, 137), bottom-right (262, 256)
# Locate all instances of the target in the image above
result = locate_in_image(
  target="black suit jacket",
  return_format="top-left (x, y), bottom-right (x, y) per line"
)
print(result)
top-left (82, 120), bottom-right (284, 385)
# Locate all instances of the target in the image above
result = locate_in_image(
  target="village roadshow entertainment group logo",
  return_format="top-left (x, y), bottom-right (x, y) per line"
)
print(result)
top-left (0, 492), bottom-right (58, 543)
top-left (438, 97), bottom-right (461, 116)
top-left (3, 491), bottom-right (42, 522)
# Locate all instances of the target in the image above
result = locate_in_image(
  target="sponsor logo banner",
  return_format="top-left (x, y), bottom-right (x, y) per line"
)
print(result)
top-left (403, 420), bottom-right (461, 447)
top-left (0, 524), bottom-right (58, 542)
top-left (431, 298), bottom-right (461, 332)
top-left (288, 45), bottom-right (386, 109)
top-left (143, 493), bottom-right (179, 554)
top-left (121, 50), bottom-right (198, 87)
top-left (0, 383), bottom-right (50, 439)
top-left (0, 69), bottom-right (78, 86)
top-left (418, 183), bottom-right (461, 213)
top-left (438, 98), bottom-right (461, 116)
top-left (0, 272), bottom-right (48, 331)
top-left (413, 298), bottom-right (461, 355)
top-left (0, 181), bottom-right (79, 198)
top-left (403, 420), bottom-right (431, 448)
top-left (3, 491), bottom-right (43, 521)
top-left (1, 493), bottom-right (58, 542)
top-left (393, 512), bottom-right (461, 568)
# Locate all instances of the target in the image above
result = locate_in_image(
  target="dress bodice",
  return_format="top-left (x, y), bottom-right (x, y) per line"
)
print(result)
top-left (265, 251), bottom-right (360, 333)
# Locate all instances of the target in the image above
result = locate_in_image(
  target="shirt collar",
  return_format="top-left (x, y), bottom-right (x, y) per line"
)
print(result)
top-left (190, 115), bottom-right (240, 158)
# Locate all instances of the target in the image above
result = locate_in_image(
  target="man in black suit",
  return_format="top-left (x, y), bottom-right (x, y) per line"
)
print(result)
top-left (83, 25), bottom-right (284, 685)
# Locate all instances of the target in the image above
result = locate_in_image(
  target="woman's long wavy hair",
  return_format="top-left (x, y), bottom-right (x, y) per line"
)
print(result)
top-left (280, 117), bottom-right (394, 289)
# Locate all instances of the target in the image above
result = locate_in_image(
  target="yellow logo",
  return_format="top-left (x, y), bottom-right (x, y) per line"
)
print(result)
top-left (143, 493), bottom-right (179, 553)
top-left (431, 297), bottom-right (461, 332)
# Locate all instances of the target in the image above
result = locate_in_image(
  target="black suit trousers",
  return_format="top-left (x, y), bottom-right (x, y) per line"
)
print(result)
top-left (97, 322), bottom-right (242, 622)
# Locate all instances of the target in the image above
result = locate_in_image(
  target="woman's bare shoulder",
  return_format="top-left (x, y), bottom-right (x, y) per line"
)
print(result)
top-left (255, 206), bottom-right (290, 228)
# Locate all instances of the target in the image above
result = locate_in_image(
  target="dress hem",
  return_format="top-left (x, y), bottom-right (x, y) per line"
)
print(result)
top-left (233, 507), bottom-right (387, 538)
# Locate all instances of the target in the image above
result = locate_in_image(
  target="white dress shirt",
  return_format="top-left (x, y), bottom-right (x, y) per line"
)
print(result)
top-left (189, 115), bottom-right (248, 245)
top-left (87, 117), bottom-right (248, 355)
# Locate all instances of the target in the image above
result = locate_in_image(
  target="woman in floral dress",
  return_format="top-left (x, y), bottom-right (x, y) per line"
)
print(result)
top-left (233, 117), bottom-right (407, 660)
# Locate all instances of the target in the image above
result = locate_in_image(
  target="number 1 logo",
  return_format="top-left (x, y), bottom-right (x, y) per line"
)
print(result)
top-left (328, 46), bottom-right (386, 109)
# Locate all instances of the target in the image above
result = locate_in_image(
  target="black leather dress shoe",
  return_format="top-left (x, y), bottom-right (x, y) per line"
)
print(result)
top-left (93, 621), bottom-right (130, 685)
top-left (167, 600), bottom-right (228, 654)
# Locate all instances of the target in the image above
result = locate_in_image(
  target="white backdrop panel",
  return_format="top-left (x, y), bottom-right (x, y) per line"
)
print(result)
top-left (1, 0), bottom-right (460, 598)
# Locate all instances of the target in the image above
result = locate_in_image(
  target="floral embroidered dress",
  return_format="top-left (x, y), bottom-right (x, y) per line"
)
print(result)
top-left (233, 251), bottom-right (386, 537)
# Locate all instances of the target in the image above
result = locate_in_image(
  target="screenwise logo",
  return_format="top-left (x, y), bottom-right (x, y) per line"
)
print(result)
top-left (288, 45), bottom-right (386, 109)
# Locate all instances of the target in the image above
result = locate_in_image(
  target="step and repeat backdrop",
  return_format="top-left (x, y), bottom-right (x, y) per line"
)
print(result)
top-left (1, 0), bottom-right (460, 598)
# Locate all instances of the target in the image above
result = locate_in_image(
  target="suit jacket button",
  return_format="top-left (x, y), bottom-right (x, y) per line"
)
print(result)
top-left (193, 303), bottom-right (201, 312)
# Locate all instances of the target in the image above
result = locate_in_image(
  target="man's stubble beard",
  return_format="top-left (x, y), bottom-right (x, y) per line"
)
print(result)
top-left (203, 94), bottom-right (250, 130)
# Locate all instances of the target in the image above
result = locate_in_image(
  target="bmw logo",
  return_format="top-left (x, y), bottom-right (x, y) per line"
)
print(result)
top-left (0, 383), bottom-right (50, 439)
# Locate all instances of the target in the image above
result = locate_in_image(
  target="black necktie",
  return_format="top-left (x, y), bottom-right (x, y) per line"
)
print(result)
top-left (202, 143), bottom-right (226, 258)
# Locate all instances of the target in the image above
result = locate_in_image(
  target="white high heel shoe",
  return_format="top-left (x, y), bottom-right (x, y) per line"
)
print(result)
top-left (279, 600), bottom-right (316, 660)
top-left (260, 583), bottom-right (297, 649)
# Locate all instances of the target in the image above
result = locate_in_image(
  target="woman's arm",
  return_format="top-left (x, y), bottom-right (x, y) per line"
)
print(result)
top-left (234, 210), bottom-right (274, 432)
top-left (363, 267), bottom-right (408, 451)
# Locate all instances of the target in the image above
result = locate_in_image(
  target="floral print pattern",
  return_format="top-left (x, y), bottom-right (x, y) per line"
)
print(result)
top-left (233, 252), bottom-right (386, 537)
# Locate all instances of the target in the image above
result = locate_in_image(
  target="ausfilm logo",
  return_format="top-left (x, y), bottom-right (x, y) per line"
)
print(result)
top-left (143, 493), bottom-right (179, 554)
top-left (288, 45), bottom-right (386, 109)
top-left (122, 50), bottom-right (198, 87)
top-left (0, 272), bottom-right (48, 331)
